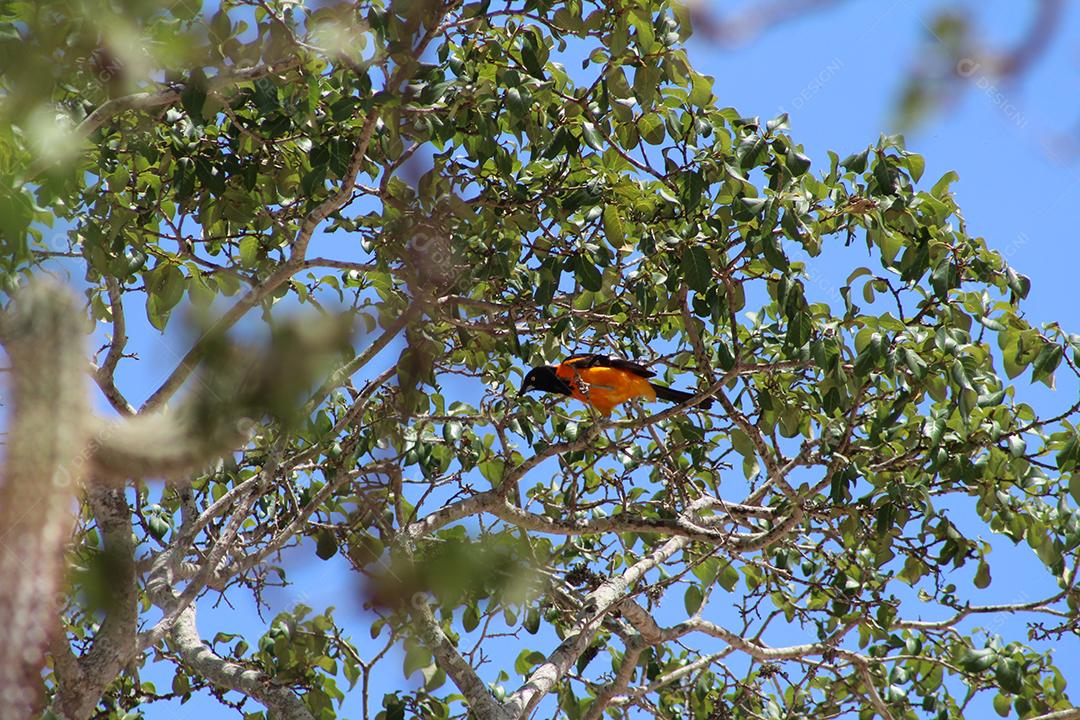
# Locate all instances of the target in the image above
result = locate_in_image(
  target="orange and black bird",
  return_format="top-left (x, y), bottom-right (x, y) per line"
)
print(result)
top-left (518, 354), bottom-right (713, 415)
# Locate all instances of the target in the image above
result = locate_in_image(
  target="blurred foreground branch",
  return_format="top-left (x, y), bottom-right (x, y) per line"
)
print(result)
top-left (0, 278), bottom-right (348, 714)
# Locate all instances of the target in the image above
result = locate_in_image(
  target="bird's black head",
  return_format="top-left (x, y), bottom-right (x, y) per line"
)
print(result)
top-left (518, 365), bottom-right (572, 397)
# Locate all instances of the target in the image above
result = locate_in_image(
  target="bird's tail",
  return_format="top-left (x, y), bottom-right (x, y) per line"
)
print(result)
top-left (650, 383), bottom-right (713, 409)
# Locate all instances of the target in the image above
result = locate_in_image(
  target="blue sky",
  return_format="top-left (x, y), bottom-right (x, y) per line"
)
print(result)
top-left (100, 1), bottom-right (1080, 717)
top-left (699, 0), bottom-right (1080, 326)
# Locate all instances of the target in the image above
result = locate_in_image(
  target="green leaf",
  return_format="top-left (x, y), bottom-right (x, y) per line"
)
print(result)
top-left (638, 113), bottom-right (665, 145)
top-left (875, 503), bottom-right (896, 537)
top-left (681, 245), bottom-right (711, 293)
top-left (1031, 343), bottom-right (1063, 386)
top-left (992, 693), bottom-right (1011, 717)
top-left (1034, 535), bottom-right (1062, 567)
top-left (1056, 433), bottom-right (1080, 472)
top-left (575, 254), bottom-right (603, 292)
top-left (950, 360), bottom-right (973, 391)
top-left (716, 342), bottom-right (735, 371)
top-left (738, 134), bottom-right (768, 169)
top-left (902, 348), bottom-right (927, 380)
top-left (960, 648), bottom-right (997, 673)
top-left (841, 148), bottom-right (869, 173)
top-left (443, 421), bottom-right (463, 443)
top-left (239, 235), bottom-right (258, 268)
top-left (315, 529), bottom-right (338, 560)
top-left (717, 562), bottom-right (739, 591)
top-left (994, 658), bottom-right (1023, 694)
top-left (634, 66), bottom-right (660, 106)
top-left (148, 515), bottom-right (170, 540)
top-left (730, 428), bottom-right (755, 461)
top-left (846, 266), bottom-right (873, 285)
top-left (524, 606), bottom-right (540, 634)
top-left (520, 44), bottom-right (545, 79)
top-left (683, 584), bottom-right (704, 615)
top-left (506, 87), bottom-right (527, 117)
top-left (403, 644), bottom-right (432, 678)
top-left (1006, 268), bottom-right (1031, 300)
top-left (602, 205), bottom-right (625, 249)
top-left (689, 73), bottom-right (712, 106)
top-left (423, 665), bottom-right (446, 692)
top-left (534, 272), bottom-right (558, 305)
top-left (906, 152), bottom-right (926, 182)
top-left (108, 164), bottom-right (131, 191)
top-left (180, 69), bottom-right (208, 123)
top-left (786, 147), bottom-right (811, 176)
top-left (463, 606), bottom-right (479, 633)
top-left (172, 671), bottom-right (190, 696)
top-left (692, 557), bottom-right (719, 584)
top-left (766, 113), bottom-right (789, 133)
top-left (478, 458), bottom-right (505, 486)
top-left (581, 121), bottom-right (604, 151)
top-left (628, 9), bottom-right (656, 53)
top-left (146, 295), bottom-right (173, 332)
top-left (931, 170), bottom-right (960, 199)
top-left (514, 649), bottom-right (546, 675)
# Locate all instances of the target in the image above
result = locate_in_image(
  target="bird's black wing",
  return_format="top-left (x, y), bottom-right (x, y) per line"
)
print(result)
top-left (562, 354), bottom-right (656, 379)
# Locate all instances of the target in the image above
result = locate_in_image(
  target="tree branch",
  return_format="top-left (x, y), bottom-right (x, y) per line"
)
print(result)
top-left (842, 652), bottom-right (897, 720)
top-left (167, 602), bottom-right (315, 720)
top-left (1030, 710), bottom-right (1080, 720)
top-left (504, 498), bottom-right (711, 717)
top-left (212, 460), bottom-right (393, 586)
top-left (93, 277), bottom-right (134, 415)
top-left (142, 478), bottom-right (315, 720)
top-left (582, 640), bottom-right (643, 720)
top-left (487, 497), bottom-right (733, 544)
top-left (140, 261), bottom-right (308, 412)
top-left (411, 597), bottom-right (511, 720)
top-left (50, 488), bottom-right (139, 719)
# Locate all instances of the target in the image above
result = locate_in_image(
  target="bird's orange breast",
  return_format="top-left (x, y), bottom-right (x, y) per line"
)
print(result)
top-left (555, 365), bottom-right (656, 414)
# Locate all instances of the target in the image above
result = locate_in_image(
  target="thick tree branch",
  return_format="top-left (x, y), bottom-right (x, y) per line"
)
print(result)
top-left (669, 618), bottom-right (857, 659)
top-left (169, 602), bottom-right (315, 720)
top-left (306, 302), bottom-right (422, 413)
top-left (50, 488), bottom-right (139, 719)
top-left (1030, 710), bottom-right (1080, 720)
top-left (504, 499), bottom-right (710, 717)
top-left (411, 598), bottom-right (511, 720)
top-left (895, 589), bottom-right (1074, 630)
top-left (139, 472), bottom-right (265, 651)
top-left (488, 497), bottom-right (733, 544)
top-left (610, 651), bottom-right (731, 706)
